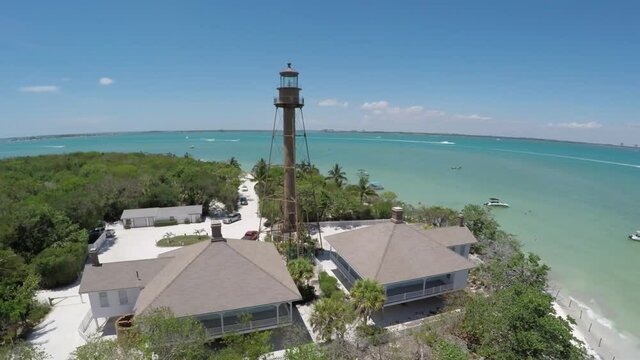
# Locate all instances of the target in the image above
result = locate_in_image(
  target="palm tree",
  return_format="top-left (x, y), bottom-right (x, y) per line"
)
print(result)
top-left (287, 258), bottom-right (314, 287)
top-left (252, 158), bottom-right (268, 184)
top-left (310, 296), bottom-right (355, 341)
top-left (326, 163), bottom-right (347, 188)
top-left (357, 174), bottom-right (377, 204)
top-left (350, 279), bottom-right (385, 324)
top-left (228, 157), bottom-right (241, 169)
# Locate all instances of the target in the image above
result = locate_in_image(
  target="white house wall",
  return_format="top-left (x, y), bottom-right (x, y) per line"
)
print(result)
top-left (88, 287), bottom-right (140, 319)
top-left (452, 269), bottom-right (469, 290)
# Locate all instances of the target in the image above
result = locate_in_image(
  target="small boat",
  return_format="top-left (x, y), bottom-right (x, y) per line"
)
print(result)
top-left (189, 145), bottom-right (195, 149)
top-left (629, 230), bottom-right (640, 241)
top-left (450, 166), bottom-right (462, 170)
top-left (484, 198), bottom-right (509, 207)
top-left (369, 181), bottom-right (384, 190)
top-left (357, 169), bottom-right (369, 177)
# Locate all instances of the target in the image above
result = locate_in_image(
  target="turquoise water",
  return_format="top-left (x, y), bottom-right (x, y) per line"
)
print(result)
top-left (2, 131), bottom-right (639, 340)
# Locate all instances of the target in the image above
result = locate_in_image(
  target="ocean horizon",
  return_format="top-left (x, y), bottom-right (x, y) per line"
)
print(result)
top-left (3, 129), bottom-right (640, 149)
top-left (1, 130), bottom-right (639, 353)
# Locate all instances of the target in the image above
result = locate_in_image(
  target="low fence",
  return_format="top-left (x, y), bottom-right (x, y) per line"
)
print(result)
top-left (87, 232), bottom-right (107, 252)
top-left (77, 309), bottom-right (93, 342)
top-left (548, 285), bottom-right (621, 360)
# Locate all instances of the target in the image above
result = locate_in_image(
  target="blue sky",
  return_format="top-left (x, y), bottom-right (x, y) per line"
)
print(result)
top-left (1, 1), bottom-right (638, 144)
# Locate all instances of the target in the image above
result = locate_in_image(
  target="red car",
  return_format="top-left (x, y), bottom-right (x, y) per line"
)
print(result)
top-left (241, 230), bottom-right (259, 240)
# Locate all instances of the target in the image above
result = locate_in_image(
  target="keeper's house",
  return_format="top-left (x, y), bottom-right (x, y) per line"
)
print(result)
top-left (326, 207), bottom-right (477, 307)
top-left (78, 221), bottom-right (301, 338)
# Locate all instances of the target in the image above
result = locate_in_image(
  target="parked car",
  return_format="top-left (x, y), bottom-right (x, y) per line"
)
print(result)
top-left (223, 212), bottom-right (242, 224)
top-left (239, 196), bottom-right (248, 205)
top-left (106, 229), bottom-right (116, 238)
top-left (241, 230), bottom-right (259, 240)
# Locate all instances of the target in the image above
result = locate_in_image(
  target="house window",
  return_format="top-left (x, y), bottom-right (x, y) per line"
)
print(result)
top-left (118, 289), bottom-right (128, 305)
top-left (99, 292), bottom-right (109, 307)
top-left (169, 216), bottom-right (175, 221)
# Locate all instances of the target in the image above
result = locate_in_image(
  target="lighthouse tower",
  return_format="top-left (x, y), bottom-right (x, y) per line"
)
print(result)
top-left (274, 63), bottom-right (304, 238)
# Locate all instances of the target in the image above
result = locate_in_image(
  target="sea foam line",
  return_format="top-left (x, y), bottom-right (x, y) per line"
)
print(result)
top-left (323, 137), bottom-right (455, 145)
top-left (492, 148), bottom-right (640, 169)
top-left (41, 145), bottom-right (65, 148)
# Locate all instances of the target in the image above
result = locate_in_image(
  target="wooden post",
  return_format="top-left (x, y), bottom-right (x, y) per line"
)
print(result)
top-left (598, 337), bottom-right (602, 347)
top-left (580, 310), bottom-right (583, 319)
top-left (568, 299), bottom-right (572, 308)
top-left (276, 304), bottom-right (279, 325)
top-left (555, 289), bottom-right (560, 298)
top-left (220, 313), bottom-right (224, 333)
top-left (589, 322), bottom-right (593, 332)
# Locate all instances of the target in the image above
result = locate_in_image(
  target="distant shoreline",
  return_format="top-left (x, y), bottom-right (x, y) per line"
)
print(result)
top-left (2, 129), bottom-right (639, 150)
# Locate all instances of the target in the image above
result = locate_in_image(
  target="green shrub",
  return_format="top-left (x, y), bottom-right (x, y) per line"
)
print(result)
top-left (26, 301), bottom-right (51, 327)
top-left (296, 284), bottom-right (316, 303)
top-left (318, 271), bottom-right (341, 298)
top-left (31, 242), bottom-right (87, 288)
top-left (433, 339), bottom-right (469, 360)
top-left (154, 219), bottom-right (178, 227)
top-left (356, 324), bottom-right (389, 346)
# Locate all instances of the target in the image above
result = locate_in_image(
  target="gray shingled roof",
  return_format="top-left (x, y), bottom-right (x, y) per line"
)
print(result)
top-left (325, 222), bottom-right (476, 285)
top-left (120, 205), bottom-right (202, 220)
top-left (412, 225), bottom-right (478, 247)
top-left (134, 239), bottom-right (301, 317)
top-left (79, 258), bottom-right (172, 293)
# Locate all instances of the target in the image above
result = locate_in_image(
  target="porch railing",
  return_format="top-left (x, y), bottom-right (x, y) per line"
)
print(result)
top-left (330, 252), bottom-right (357, 286)
top-left (385, 283), bottom-right (455, 305)
top-left (204, 315), bottom-right (291, 338)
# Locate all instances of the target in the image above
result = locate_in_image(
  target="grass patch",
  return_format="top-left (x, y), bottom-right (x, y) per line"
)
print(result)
top-left (157, 235), bottom-right (209, 247)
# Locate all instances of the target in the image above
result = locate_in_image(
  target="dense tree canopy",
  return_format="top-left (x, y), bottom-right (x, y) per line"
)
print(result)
top-left (0, 152), bottom-right (242, 345)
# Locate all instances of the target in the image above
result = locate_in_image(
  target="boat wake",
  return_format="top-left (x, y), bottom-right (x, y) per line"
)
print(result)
top-left (492, 148), bottom-right (640, 169)
top-left (41, 145), bottom-right (65, 148)
top-left (201, 138), bottom-right (240, 142)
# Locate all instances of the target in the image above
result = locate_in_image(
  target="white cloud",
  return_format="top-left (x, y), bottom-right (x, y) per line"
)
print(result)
top-left (425, 109), bottom-right (446, 117)
top-left (362, 101), bottom-right (443, 117)
top-left (361, 101), bottom-right (389, 110)
top-left (547, 121), bottom-right (602, 129)
top-left (18, 85), bottom-right (59, 93)
top-left (99, 77), bottom-right (114, 86)
top-left (318, 98), bottom-right (348, 107)
top-left (455, 114), bottom-right (492, 120)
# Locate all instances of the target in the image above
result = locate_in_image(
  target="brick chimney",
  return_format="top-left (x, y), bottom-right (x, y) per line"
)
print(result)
top-left (89, 249), bottom-right (101, 267)
top-left (211, 220), bottom-right (225, 242)
top-left (457, 212), bottom-right (465, 227)
top-left (391, 207), bottom-right (404, 224)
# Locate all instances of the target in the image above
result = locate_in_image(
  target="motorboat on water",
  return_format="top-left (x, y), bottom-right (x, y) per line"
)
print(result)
top-left (629, 230), bottom-right (640, 241)
top-left (484, 198), bottom-right (510, 207)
